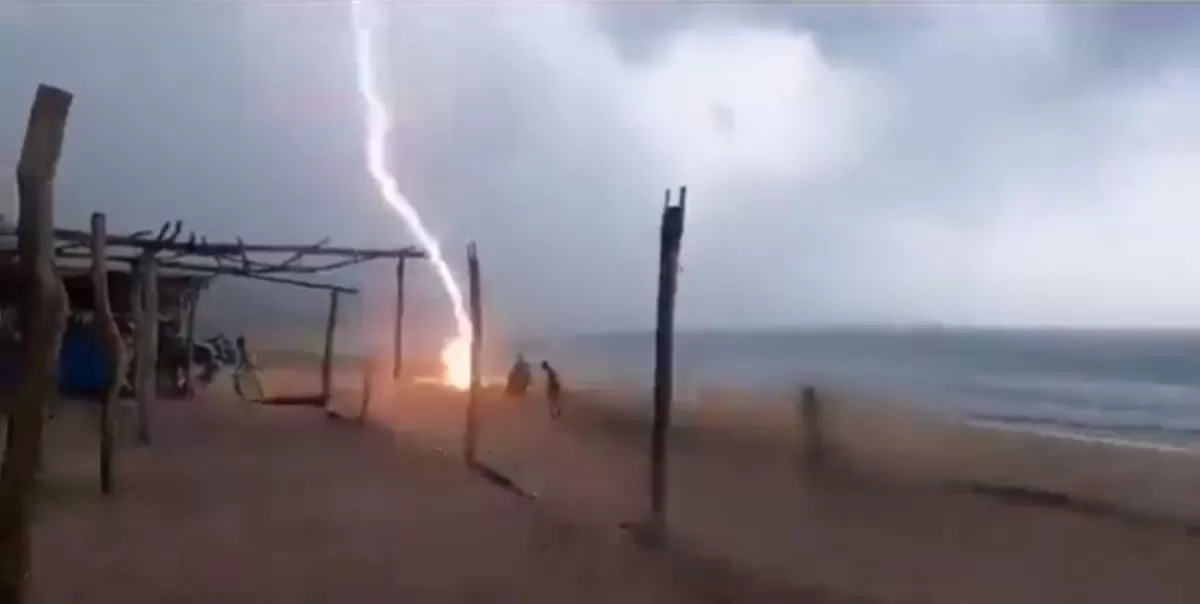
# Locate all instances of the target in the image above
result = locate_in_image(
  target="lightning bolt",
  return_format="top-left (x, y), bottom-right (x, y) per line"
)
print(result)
top-left (350, 0), bottom-right (472, 389)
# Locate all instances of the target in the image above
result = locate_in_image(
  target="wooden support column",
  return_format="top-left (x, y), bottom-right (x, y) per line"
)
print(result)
top-left (90, 213), bottom-right (125, 494)
top-left (393, 257), bottom-right (406, 381)
top-left (0, 83), bottom-right (73, 604)
top-left (133, 250), bottom-right (157, 445)
top-left (358, 358), bottom-right (372, 423)
top-left (320, 290), bottom-right (340, 405)
top-left (646, 186), bottom-right (686, 545)
top-left (463, 242), bottom-right (482, 466)
top-left (182, 288), bottom-right (199, 397)
top-left (129, 261), bottom-right (143, 413)
top-left (798, 385), bottom-right (825, 471)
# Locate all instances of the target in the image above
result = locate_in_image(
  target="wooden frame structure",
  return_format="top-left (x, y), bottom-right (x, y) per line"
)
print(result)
top-left (51, 221), bottom-right (426, 406)
top-left (0, 83), bottom-right (433, 603)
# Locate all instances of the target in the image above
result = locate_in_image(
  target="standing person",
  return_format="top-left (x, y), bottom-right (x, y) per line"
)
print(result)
top-left (505, 353), bottom-right (531, 399)
top-left (232, 335), bottom-right (262, 401)
top-left (158, 322), bottom-right (189, 396)
top-left (541, 360), bottom-right (562, 419)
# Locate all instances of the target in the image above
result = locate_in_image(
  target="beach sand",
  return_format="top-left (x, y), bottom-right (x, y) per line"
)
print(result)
top-left (28, 358), bottom-right (1200, 604)
top-left (346, 373), bottom-right (1200, 604)
top-left (28, 384), bottom-right (829, 604)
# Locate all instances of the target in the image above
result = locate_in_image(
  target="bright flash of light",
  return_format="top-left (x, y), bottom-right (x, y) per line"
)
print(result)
top-left (350, 0), bottom-right (472, 390)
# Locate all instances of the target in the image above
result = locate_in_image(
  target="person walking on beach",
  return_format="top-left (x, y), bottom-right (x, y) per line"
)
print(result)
top-left (505, 353), bottom-right (531, 399)
top-left (541, 360), bottom-right (562, 419)
top-left (231, 335), bottom-right (263, 401)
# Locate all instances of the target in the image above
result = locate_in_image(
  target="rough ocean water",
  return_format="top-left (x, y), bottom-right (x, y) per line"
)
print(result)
top-left (516, 329), bottom-right (1200, 447)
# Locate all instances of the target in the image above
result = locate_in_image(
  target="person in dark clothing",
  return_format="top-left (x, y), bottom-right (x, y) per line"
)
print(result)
top-left (231, 335), bottom-right (263, 401)
top-left (158, 322), bottom-right (188, 396)
top-left (505, 353), bottom-right (531, 398)
top-left (541, 360), bottom-right (562, 419)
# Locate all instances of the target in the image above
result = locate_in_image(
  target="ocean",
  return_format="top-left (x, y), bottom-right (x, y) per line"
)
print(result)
top-left (516, 329), bottom-right (1200, 447)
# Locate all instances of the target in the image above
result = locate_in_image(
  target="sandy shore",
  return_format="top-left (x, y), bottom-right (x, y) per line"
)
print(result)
top-left (345, 375), bottom-right (1200, 604)
top-left (29, 388), bottom-right (830, 603)
top-left (53, 357), bottom-right (1197, 604)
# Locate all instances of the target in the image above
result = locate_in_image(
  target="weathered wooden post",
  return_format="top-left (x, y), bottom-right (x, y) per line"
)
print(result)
top-left (0, 83), bottom-right (73, 604)
top-left (798, 385), bottom-right (824, 470)
top-left (133, 250), bottom-right (157, 445)
top-left (358, 356), bottom-right (372, 423)
top-left (646, 186), bottom-right (686, 545)
top-left (393, 257), bottom-right (405, 381)
top-left (128, 260), bottom-right (142, 436)
top-left (463, 242), bottom-right (482, 466)
top-left (89, 213), bottom-right (125, 494)
top-left (320, 289), bottom-right (340, 405)
top-left (182, 288), bottom-right (199, 397)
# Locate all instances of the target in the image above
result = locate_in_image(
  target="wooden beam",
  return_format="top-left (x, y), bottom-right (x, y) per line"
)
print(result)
top-left (646, 186), bottom-right (686, 545)
top-left (90, 213), bottom-right (125, 494)
top-left (55, 251), bottom-right (361, 294)
top-left (393, 257), bottom-right (406, 381)
top-left (0, 83), bottom-right (73, 604)
top-left (53, 229), bottom-right (426, 260)
top-left (320, 290), bottom-right (340, 405)
top-left (133, 250), bottom-right (157, 445)
top-left (157, 263), bottom-right (358, 294)
top-left (464, 242), bottom-right (482, 466)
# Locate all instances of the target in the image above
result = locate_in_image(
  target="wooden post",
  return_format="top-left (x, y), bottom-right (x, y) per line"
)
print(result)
top-left (647, 186), bottom-right (686, 544)
top-left (798, 385), bottom-right (824, 470)
top-left (320, 289), bottom-right (340, 405)
top-left (90, 213), bottom-right (125, 494)
top-left (393, 257), bottom-right (405, 381)
top-left (129, 261), bottom-right (142, 421)
top-left (463, 242), bottom-right (482, 466)
top-left (182, 288), bottom-right (199, 397)
top-left (358, 358), bottom-right (372, 423)
top-left (0, 83), bottom-right (73, 604)
top-left (133, 250), bottom-right (157, 445)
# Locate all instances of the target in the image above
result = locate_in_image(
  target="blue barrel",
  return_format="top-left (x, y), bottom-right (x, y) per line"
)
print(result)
top-left (58, 323), bottom-right (113, 397)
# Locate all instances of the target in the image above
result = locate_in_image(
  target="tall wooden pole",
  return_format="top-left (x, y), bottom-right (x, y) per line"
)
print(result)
top-left (463, 242), bottom-right (482, 466)
top-left (798, 385), bottom-right (824, 470)
top-left (129, 261), bottom-right (142, 416)
top-left (393, 257), bottom-right (405, 381)
top-left (134, 250), bottom-right (157, 446)
top-left (358, 357), bottom-right (372, 423)
top-left (0, 83), bottom-right (73, 604)
top-left (647, 185), bottom-right (686, 544)
top-left (90, 213), bottom-right (125, 494)
top-left (182, 289), bottom-right (199, 397)
top-left (320, 290), bottom-right (340, 405)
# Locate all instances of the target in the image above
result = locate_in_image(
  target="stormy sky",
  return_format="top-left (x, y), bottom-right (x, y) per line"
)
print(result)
top-left (4, 2), bottom-right (1200, 343)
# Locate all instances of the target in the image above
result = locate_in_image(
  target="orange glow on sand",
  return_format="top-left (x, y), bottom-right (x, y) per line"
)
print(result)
top-left (440, 335), bottom-right (472, 391)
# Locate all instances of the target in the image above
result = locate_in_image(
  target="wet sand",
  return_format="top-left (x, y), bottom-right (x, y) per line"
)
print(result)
top-left (30, 388), bottom-right (830, 604)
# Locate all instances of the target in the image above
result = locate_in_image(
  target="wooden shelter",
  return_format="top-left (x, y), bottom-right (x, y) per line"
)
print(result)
top-left (41, 226), bottom-right (426, 406)
top-left (0, 83), bottom-right (435, 603)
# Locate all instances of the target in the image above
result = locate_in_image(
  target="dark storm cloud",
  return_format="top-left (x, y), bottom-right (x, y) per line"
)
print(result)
top-left (6, 1), bottom-right (1200, 339)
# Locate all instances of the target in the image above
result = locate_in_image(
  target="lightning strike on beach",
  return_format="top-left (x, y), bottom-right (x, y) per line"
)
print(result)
top-left (350, 0), bottom-right (472, 390)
